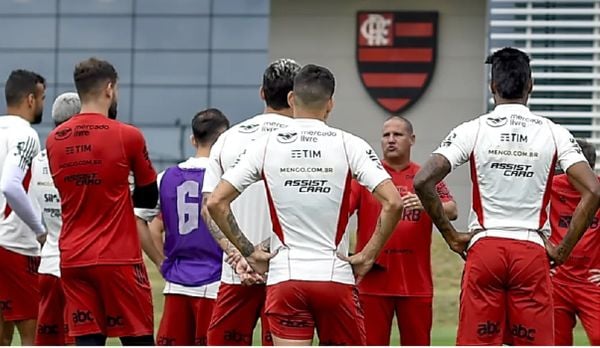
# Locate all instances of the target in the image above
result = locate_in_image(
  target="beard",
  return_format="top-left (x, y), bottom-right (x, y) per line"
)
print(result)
top-left (108, 100), bottom-right (118, 120)
top-left (32, 108), bottom-right (43, 124)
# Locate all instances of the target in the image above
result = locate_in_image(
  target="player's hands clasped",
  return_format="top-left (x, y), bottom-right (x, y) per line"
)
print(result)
top-left (246, 244), bottom-right (276, 277)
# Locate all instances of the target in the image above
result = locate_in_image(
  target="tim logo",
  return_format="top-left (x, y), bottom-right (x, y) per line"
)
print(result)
top-left (477, 321), bottom-right (500, 336)
top-left (486, 116), bottom-right (508, 127)
top-left (500, 133), bottom-right (528, 143)
top-left (357, 11), bottom-right (438, 114)
top-left (510, 324), bottom-right (536, 342)
top-left (72, 310), bottom-right (94, 324)
top-left (239, 123), bottom-right (259, 133)
top-left (224, 330), bottom-right (251, 344)
top-left (291, 149), bottom-right (321, 159)
top-left (277, 132), bottom-right (298, 144)
top-left (54, 127), bottom-right (72, 140)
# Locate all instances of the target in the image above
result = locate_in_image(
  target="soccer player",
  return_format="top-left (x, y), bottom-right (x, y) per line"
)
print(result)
top-left (414, 47), bottom-right (600, 346)
top-left (136, 108), bottom-right (230, 346)
top-left (46, 57), bottom-right (160, 346)
top-left (0, 69), bottom-right (47, 346)
top-left (30, 92), bottom-right (80, 346)
top-left (550, 139), bottom-right (600, 345)
top-left (201, 58), bottom-right (301, 346)
top-left (207, 64), bottom-right (404, 345)
top-left (349, 115), bottom-right (457, 345)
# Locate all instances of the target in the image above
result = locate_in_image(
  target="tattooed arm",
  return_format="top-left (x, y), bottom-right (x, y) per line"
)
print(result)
top-left (201, 192), bottom-right (238, 255)
top-left (207, 180), bottom-right (272, 274)
top-left (414, 154), bottom-right (473, 258)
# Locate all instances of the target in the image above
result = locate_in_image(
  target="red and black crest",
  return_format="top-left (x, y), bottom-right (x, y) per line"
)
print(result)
top-left (356, 11), bottom-right (438, 114)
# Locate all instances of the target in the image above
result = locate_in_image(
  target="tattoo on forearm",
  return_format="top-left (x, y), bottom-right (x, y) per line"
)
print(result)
top-left (202, 195), bottom-right (227, 242)
top-left (225, 211), bottom-right (254, 257)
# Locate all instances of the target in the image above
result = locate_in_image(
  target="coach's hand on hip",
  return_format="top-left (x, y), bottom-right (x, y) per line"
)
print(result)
top-left (448, 231), bottom-right (476, 261)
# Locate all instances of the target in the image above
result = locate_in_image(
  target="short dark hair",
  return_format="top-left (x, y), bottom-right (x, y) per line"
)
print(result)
top-left (73, 57), bottom-right (118, 100)
top-left (485, 47), bottom-right (531, 100)
top-left (192, 108), bottom-right (230, 146)
top-left (5, 69), bottom-right (46, 106)
top-left (385, 115), bottom-right (413, 134)
top-left (577, 139), bottom-right (596, 168)
top-left (262, 58), bottom-right (301, 110)
top-left (293, 64), bottom-right (335, 109)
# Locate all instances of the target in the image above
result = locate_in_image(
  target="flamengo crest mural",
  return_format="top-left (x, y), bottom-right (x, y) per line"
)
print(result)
top-left (356, 11), bottom-right (438, 114)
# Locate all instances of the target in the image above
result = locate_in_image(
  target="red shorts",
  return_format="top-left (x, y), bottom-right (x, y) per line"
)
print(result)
top-left (207, 283), bottom-right (271, 346)
top-left (61, 263), bottom-right (153, 338)
top-left (265, 280), bottom-right (366, 345)
top-left (0, 246), bottom-right (40, 321)
top-left (359, 294), bottom-right (432, 345)
top-left (553, 280), bottom-right (600, 345)
top-left (457, 237), bottom-right (553, 346)
top-left (35, 274), bottom-right (74, 345)
top-left (156, 294), bottom-right (215, 345)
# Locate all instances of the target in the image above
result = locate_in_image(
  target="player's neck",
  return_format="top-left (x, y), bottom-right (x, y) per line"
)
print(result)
top-left (494, 97), bottom-right (528, 106)
top-left (264, 106), bottom-right (293, 118)
top-left (80, 102), bottom-right (109, 117)
top-left (293, 107), bottom-right (327, 122)
top-left (5, 106), bottom-right (32, 123)
top-left (384, 157), bottom-right (410, 171)
top-left (194, 147), bottom-right (210, 158)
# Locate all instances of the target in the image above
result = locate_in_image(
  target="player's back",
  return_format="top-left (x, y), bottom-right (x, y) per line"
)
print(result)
top-left (0, 115), bottom-right (40, 255)
top-left (47, 113), bottom-right (154, 267)
top-left (159, 160), bottom-right (222, 287)
top-left (466, 105), bottom-right (576, 234)
top-left (257, 119), bottom-right (387, 285)
top-left (549, 174), bottom-right (600, 284)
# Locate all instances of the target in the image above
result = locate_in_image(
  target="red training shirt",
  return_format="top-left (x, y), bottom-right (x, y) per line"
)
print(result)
top-left (46, 113), bottom-right (157, 268)
top-left (549, 174), bottom-right (600, 285)
top-left (350, 161), bottom-right (453, 296)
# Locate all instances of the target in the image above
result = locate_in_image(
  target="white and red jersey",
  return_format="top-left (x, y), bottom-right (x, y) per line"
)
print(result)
top-left (29, 150), bottom-right (61, 276)
top-left (222, 118), bottom-right (390, 286)
top-left (0, 115), bottom-right (41, 256)
top-left (202, 113), bottom-right (294, 284)
top-left (434, 104), bottom-right (586, 248)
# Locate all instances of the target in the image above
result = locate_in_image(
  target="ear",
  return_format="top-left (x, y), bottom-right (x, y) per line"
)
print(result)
top-left (190, 134), bottom-right (197, 147)
top-left (106, 81), bottom-right (115, 99)
top-left (27, 93), bottom-right (35, 108)
top-left (490, 81), bottom-right (496, 95)
top-left (287, 91), bottom-right (295, 109)
top-left (410, 133), bottom-right (416, 145)
top-left (527, 78), bottom-right (533, 94)
top-left (259, 86), bottom-right (265, 101)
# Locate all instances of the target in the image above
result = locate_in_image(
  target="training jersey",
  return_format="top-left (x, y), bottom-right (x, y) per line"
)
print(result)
top-left (159, 157), bottom-right (222, 298)
top-left (46, 113), bottom-right (157, 268)
top-left (203, 113), bottom-right (294, 285)
top-left (434, 104), bottom-right (586, 248)
top-left (350, 161), bottom-right (453, 296)
top-left (29, 150), bottom-right (61, 277)
top-left (0, 115), bottom-right (41, 256)
top-left (223, 118), bottom-right (391, 286)
top-left (549, 174), bottom-right (600, 285)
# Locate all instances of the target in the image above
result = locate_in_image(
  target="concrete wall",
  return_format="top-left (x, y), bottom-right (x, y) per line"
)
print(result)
top-left (269, 0), bottom-right (487, 231)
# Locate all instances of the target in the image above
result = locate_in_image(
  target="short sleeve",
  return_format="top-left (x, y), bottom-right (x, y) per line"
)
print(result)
top-left (122, 125), bottom-right (157, 187)
top-left (344, 133), bottom-right (391, 192)
top-left (202, 131), bottom-right (227, 194)
top-left (6, 127), bottom-right (40, 171)
top-left (435, 181), bottom-right (454, 203)
top-left (221, 135), bottom-right (267, 193)
top-left (432, 119), bottom-right (479, 171)
top-left (550, 122), bottom-right (587, 171)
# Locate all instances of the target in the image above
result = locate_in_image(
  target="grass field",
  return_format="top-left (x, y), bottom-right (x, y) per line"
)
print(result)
top-left (10, 232), bottom-right (591, 345)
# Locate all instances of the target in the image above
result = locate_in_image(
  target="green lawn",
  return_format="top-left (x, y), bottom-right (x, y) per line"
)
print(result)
top-left (10, 233), bottom-right (591, 345)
